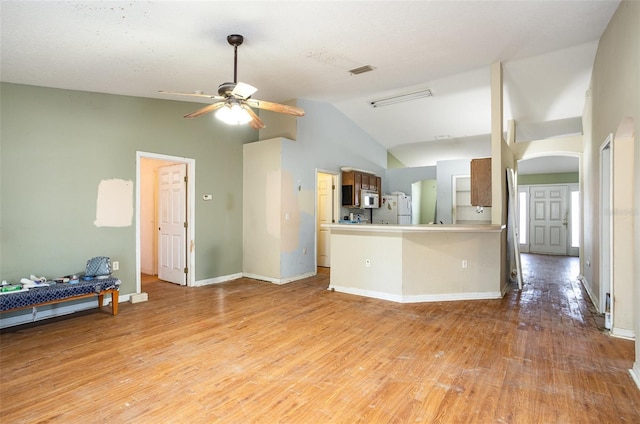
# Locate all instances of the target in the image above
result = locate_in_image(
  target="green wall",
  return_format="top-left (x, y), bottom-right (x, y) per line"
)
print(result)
top-left (518, 172), bottom-right (579, 186)
top-left (0, 83), bottom-right (256, 295)
top-left (387, 152), bottom-right (405, 169)
top-left (419, 179), bottom-right (438, 224)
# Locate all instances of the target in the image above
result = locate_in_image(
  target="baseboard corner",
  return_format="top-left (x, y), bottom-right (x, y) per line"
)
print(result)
top-left (629, 363), bottom-right (640, 391)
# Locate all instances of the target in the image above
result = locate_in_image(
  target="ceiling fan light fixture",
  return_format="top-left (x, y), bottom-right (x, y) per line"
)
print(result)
top-left (215, 101), bottom-right (252, 125)
top-left (370, 89), bottom-right (433, 108)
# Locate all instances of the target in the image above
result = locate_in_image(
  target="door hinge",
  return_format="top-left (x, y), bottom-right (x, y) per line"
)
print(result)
top-left (184, 175), bottom-right (188, 183)
top-left (184, 221), bottom-right (188, 228)
top-left (184, 267), bottom-right (188, 274)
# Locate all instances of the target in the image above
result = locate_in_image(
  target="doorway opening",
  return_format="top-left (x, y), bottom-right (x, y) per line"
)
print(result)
top-left (136, 152), bottom-right (196, 294)
top-left (516, 155), bottom-right (580, 257)
top-left (411, 179), bottom-right (437, 224)
top-left (316, 170), bottom-right (339, 269)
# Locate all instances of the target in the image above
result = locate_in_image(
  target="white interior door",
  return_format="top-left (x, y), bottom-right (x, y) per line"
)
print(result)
top-left (158, 163), bottom-right (187, 285)
top-left (317, 172), bottom-right (334, 267)
top-left (529, 185), bottom-right (568, 255)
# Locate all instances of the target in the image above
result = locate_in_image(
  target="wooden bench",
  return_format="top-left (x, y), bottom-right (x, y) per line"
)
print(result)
top-left (0, 278), bottom-right (120, 316)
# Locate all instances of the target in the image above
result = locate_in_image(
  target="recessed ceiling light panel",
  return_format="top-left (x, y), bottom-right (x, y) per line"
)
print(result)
top-left (370, 89), bottom-right (433, 108)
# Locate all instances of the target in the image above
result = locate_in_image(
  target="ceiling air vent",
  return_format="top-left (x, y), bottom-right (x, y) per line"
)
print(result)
top-left (370, 89), bottom-right (433, 108)
top-left (349, 65), bottom-right (376, 75)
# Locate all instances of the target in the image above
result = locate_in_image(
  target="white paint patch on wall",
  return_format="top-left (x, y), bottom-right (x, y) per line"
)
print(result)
top-left (94, 179), bottom-right (133, 227)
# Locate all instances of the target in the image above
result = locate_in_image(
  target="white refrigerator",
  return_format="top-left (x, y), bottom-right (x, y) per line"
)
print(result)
top-left (372, 193), bottom-right (412, 224)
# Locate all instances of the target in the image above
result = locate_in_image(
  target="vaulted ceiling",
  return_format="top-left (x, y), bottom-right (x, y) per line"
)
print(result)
top-left (0, 1), bottom-right (619, 171)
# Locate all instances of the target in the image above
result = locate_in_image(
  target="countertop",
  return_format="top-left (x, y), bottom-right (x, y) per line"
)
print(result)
top-left (322, 223), bottom-right (506, 233)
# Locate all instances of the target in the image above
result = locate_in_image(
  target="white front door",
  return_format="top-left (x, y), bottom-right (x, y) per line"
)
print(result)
top-left (158, 164), bottom-right (187, 285)
top-left (317, 172), bottom-right (334, 267)
top-left (529, 185), bottom-right (568, 255)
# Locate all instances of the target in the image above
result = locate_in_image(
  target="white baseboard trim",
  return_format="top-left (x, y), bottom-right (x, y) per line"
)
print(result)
top-left (578, 275), bottom-right (601, 313)
top-left (194, 271), bottom-right (317, 287)
top-left (328, 285), bottom-right (502, 304)
top-left (630, 363), bottom-right (640, 391)
top-left (243, 271), bottom-right (316, 285)
top-left (194, 273), bottom-right (242, 286)
top-left (327, 284), bottom-right (402, 303)
top-left (403, 291), bottom-right (503, 303)
top-left (329, 286), bottom-right (404, 302)
top-left (611, 327), bottom-right (636, 340)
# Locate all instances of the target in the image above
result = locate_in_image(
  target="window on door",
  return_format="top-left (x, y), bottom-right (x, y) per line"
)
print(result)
top-left (518, 190), bottom-right (528, 245)
top-left (571, 189), bottom-right (580, 248)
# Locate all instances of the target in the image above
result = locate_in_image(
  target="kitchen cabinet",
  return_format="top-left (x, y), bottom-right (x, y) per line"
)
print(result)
top-left (341, 171), bottom-right (359, 207)
top-left (361, 174), bottom-right (370, 190)
top-left (342, 170), bottom-right (380, 208)
top-left (470, 158), bottom-right (491, 207)
top-left (372, 176), bottom-right (382, 207)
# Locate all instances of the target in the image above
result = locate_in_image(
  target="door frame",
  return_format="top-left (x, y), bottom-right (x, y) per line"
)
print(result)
top-left (568, 183), bottom-right (580, 257)
top-left (136, 151), bottom-right (196, 292)
top-left (599, 134), bottom-right (613, 316)
top-left (518, 183), bottom-right (578, 256)
top-left (315, 169), bottom-right (339, 268)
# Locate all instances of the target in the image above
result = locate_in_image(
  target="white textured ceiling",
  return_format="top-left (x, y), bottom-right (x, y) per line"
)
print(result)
top-left (1, 0), bottom-right (619, 172)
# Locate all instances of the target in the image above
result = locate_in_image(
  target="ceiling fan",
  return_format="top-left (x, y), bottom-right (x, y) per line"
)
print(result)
top-left (160, 34), bottom-right (304, 130)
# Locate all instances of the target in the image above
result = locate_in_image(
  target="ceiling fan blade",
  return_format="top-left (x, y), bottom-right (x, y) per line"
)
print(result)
top-left (242, 104), bottom-right (265, 129)
top-left (159, 90), bottom-right (225, 101)
top-left (232, 82), bottom-right (258, 99)
top-left (184, 101), bottom-right (226, 119)
top-left (245, 99), bottom-right (305, 117)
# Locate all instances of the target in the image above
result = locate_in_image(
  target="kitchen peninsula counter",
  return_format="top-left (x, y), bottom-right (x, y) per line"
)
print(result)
top-left (323, 223), bottom-right (507, 303)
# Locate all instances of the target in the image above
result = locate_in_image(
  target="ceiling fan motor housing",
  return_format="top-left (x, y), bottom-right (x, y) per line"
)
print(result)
top-left (218, 82), bottom-right (237, 96)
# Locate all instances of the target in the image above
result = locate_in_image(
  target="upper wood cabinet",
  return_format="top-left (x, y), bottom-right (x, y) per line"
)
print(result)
top-left (470, 158), bottom-right (492, 207)
top-left (342, 170), bottom-right (380, 208)
top-left (361, 173), bottom-right (370, 190)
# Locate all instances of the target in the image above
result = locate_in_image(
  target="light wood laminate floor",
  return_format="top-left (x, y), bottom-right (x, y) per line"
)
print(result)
top-left (1, 254), bottom-right (639, 423)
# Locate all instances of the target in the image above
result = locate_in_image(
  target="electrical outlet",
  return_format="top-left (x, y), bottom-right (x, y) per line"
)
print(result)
top-left (365, 259), bottom-right (371, 268)
top-left (112, 261), bottom-right (119, 271)
top-left (461, 260), bottom-right (468, 269)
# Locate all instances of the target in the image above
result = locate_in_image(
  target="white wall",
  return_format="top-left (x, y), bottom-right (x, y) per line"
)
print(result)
top-left (384, 166), bottom-right (437, 195)
top-left (245, 99), bottom-right (388, 281)
top-left (587, 0), bottom-right (639, 341)
top-left (243, 138), bottom-right (283, 280)
top-left (436, 159), bottom-right (471, 224)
